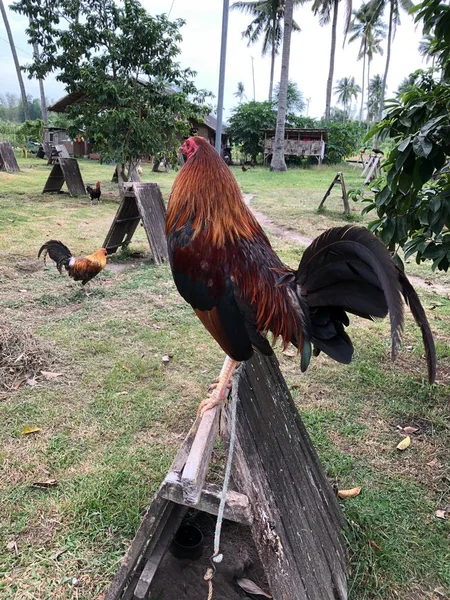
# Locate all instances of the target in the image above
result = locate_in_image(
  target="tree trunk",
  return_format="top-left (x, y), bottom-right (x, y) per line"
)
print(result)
top-left (380, 0), bottom-right (393, 117)
top-left (31, 34), bottom-right (48, 123)
top-left (325, 0), bottom-right (339, 121)
top-left (0, 0), bottom-right (30, 121)
top-left (359, 44), bottom-right (366, 122)
top-left (268, 29), bottom-right (276, 102)
top-left (270, 0), bottom-right (294, 172)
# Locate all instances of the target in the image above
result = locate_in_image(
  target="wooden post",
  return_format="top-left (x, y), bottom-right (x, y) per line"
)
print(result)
top-left (42, 158), bottom-right (86, 196)
top-left (223, 353), bottom-right (347, 600)
top-left (103, 182), bottom-right (168, 263)
top-left (318, 172), bottom-right (350, 216)
top-left (0, 141), bottom-right (20, 172)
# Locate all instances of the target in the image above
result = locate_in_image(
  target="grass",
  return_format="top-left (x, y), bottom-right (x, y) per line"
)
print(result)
top-left (1, 156), bottom-right (449, 599)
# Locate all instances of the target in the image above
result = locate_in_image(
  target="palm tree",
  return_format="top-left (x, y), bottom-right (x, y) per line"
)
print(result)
top-left (0, 0), bottom-right (29, 120)
top-left (231, 0), bottom-right (302, 102)
top-left (348, 3), bottom-right (385, 121)
top-left (273, 79), bottom-right (305, 114)
top-left (234, 81), bottom-right (247, 103)
top-left (334, 76), bottom-right (361, 118)
top-left (367, 73), bottom-right (383, 121)
top-left (270, 0), bottom-right (294, 171)
top-left (368, 0), bottom-right (413, 116)
top-left (312, 0), bottom-right (352, 121)
top-left (418, 34), bottom-right (439, 68)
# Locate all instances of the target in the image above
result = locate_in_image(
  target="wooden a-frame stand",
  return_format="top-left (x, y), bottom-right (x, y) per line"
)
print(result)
top-left (105, 354), bottom-right (348, 600)
top-left (42, 157), bottom-right (86, 196)
top-left (103, 182), bottom-right (168, 264)
top-left (0, 141), bottom-right (20, 172)
top-left (318, 172), bottom-right (350, 216)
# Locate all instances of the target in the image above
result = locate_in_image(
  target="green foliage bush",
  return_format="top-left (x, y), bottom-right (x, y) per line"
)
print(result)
top-left (227, 101), bottom-right (277, 162)
top-left (322, 122), bottom-right (365, 164)
top-left (365, 70), bottom-right (450, 270)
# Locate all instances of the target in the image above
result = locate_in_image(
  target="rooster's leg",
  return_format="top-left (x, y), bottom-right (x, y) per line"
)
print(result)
top-left (198, 356), bottom-right (240, 416)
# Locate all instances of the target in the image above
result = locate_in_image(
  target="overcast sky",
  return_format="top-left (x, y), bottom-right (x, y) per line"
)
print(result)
top-left (0, 0), bottom-right (427, 119)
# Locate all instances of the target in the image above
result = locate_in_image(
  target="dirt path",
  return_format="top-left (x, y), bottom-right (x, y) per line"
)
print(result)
top-left (243, 193), bottom-right (448, 297)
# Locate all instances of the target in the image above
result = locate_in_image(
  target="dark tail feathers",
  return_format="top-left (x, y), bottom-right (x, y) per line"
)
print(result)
top-left (294, 225), bottom-right (435, 383)
top-left (38, 240), bottom-right (73, 274)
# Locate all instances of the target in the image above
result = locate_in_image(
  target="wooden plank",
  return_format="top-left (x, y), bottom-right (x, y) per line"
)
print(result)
top-left (0, 141), bottom-right (20, 172)
top-left (133, 183), bottom-right (168, 264)
top-left (223, 353), bottom-right (347, 600)
top-left (133, 504), bottom-right (186, 600)
top-left (103, 195), bottom-right (141, 253)
top-left (364, 157), bottom-right (380, 185)
top-left (42, 163), bottom-right (65, 193)
top-left (181, 405), bottom-right (220, 505)
top-left (105, 495), bottom-right (178, 600)
top-left (55, 144), bottom-right (70, 158)
top-left (59, 158), bottom-right (86, 195)
top-left (318, 173), bottom-right (339, 209)
top-left (160, 472), bottom-right (253, 525)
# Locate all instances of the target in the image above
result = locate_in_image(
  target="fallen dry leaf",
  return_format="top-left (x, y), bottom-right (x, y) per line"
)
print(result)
top-left (41, 371), bottom-right (62, 380)
top-left (338, 487), bottom-right (361, 499)
top-left (396, 436), bottom-right (411, 451)
top-left (6, 540), bottom-right (17, 552)
top-left (162, 355), bottom-right (171, 364)
top-left (122, 364), bottom-right (131, 372)
top-left (427, 458), bottom-right (439, 468)
top-left (236, 578), bottom-right (272, 598)
top-left (30, 479), bottom-right (58, 489)
top-left (369, 540), bottom-right (382, 551)
top-left (403, 426), bottom-right (419, 435)
top-left (435, 510), bottom-right (447, 520)
top-left (20, 425), bottom-right (41, 435)
top-left (26, 377), bottom-right (37, 387)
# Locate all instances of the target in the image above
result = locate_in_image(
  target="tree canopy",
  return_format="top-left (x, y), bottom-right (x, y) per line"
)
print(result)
top-left (227, 101), bottom-right (277, 162)
top-left (12, 0), bottom-right (209, 173)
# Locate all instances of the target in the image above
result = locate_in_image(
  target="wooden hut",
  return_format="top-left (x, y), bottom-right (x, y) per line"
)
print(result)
top-left (263, 128), bottom-right (327, 164)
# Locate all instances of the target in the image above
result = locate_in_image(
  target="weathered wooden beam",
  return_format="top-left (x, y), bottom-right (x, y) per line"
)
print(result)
top-left (223, 353), bottom-right (347, 600)
top-left (160, 471), bottom-right (253, 525)
top-left (181, 405), bottom-right (220, 504)
top-left (132, 504), bottom-right (186, 600)
top-left (105, 495), bottom-right (177, 600)
top-left (0, 141), bottom-right (20, 172)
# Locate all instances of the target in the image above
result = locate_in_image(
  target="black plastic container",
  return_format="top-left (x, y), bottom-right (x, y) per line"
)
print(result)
top-left (170, 524), bottom-right (204, 560)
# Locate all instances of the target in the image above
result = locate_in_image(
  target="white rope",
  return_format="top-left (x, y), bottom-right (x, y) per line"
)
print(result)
top-left (204, 364), bottom-right (242, 599)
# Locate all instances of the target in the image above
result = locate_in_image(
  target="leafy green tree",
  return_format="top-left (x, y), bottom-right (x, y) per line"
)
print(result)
top-left (323, 121), bottom-right (364, 163)
top-left (312, 0), bottom-right (352, 121)
top-left (12, 0), bottom-right (209, 181)
top-left (365, 70), bottom-right (450, 270)
top-left (231, 0), bottom-right (301, 102)
top-left (227, 101), bottom-right (276, 162)
top-left (334, 76), bottom-right (361, 118)
top-left (348, 2), bottom-right (385, 121)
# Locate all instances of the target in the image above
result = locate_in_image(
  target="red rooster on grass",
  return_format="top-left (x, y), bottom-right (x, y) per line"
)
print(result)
top-left (166, 136), bottom-right (436, 415)
top-left (38, 240), bottom-right (107, 290)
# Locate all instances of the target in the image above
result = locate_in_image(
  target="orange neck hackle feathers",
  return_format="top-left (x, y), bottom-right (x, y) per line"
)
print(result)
top-left (85, 247), bottom-right (108, 268)
top-left (166, 137), bottom-right (261, 247)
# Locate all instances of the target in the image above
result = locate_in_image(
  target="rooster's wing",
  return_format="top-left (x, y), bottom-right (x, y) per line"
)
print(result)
top-left (167, 220), bottom-right (273, 362)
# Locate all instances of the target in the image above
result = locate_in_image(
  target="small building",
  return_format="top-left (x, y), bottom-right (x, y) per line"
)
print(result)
top-left (189, 114), bottom-right (229, 151)
top-left (263, 128), bottom-right (327, 164)
top-left (47, 91), bottom-right (228, 158)
top-left (43, 126), bottom-right (72, 155)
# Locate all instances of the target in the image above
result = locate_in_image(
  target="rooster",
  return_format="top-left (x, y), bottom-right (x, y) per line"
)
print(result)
top-left (166, 136), bottom-right (436, 415)
top-left (38, 240), bottom-right (107, 288)
top-left (86, 181), bottom-right (101, 203)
